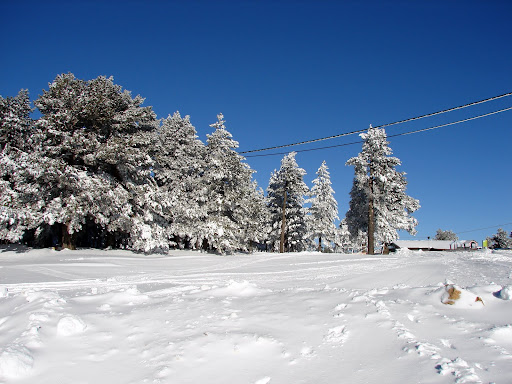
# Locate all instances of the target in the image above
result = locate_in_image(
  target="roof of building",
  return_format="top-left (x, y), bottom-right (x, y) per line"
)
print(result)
top-left (392, 239), bottom-right (478, 250)
top-left (392, 240), bottom-right (453, 250)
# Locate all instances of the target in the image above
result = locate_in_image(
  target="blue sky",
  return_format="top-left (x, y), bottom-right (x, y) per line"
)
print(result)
top-left (1, 0), bottom-right (511, 243)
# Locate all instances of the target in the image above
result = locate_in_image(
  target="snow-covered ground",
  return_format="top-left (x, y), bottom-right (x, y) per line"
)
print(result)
top-left (1, 247), bottom-right (511, 384)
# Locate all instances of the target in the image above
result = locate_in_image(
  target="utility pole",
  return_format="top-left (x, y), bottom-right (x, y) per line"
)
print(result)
top-left (367, 156), bottom-right (375, 255)
top-left (367, 184), bottom-right (375, 254)
top-left (280, 189), bottom-right (287, 253)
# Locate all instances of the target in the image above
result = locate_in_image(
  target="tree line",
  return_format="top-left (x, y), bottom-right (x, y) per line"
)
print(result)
top-left (0, 73), bottom-right (419, 254)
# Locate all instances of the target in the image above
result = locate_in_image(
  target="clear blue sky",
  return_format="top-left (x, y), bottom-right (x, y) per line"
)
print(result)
top-left (1, 0), bottom-right (511, 243)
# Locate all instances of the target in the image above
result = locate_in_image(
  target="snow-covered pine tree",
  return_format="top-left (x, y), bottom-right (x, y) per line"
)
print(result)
top-left (266, 152), bottom-right (310, 252)
top-left (346, 125), bottom-right (420, 254)
top-left (151, 112), bottom-right (207, 249)
top-left (0, 90), bottom-right (33, 152)
top-left (487, 228), bottom-right (512, 249)
top-left (0, 90), bottom-right (41, 243)
top-left (434, 229), bottom-right (458, 241)
top-left (202, 113), bottom-right (265, 253)
top-left (34, 73), bottom-right (161, 251)
top-left (334, 219), bottom-right (355, 253)
top-left (308, 161), bottom-right (339, 251)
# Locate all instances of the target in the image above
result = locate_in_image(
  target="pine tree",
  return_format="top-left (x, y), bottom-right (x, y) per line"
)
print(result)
top-left (151, 112), bottom-right (207, 249)
top-left (202, 113), bottom-right (264, 253)
top-left (346, 126), bottom-right (419, 254)
top-left (488, 228), bottom-right (512, 249)
top-left (434, 229), bottom-right (458, 241)
top-left (334, 219), bottom-right (351, 253)
top-left (34, 73), bottom-right (160, 251)
top-left (0, 90), bottom-right (40, 243)
top-left (266, 152), bottom-right (309, 252)
top-left (0, 90), bottom-right (33, 152)
top-left (308, 161), bottom-right (339, 251)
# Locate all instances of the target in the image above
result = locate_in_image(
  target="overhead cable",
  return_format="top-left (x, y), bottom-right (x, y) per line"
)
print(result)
top-left (244, 106), bottom-right (512, 158)
top-left (403, 222), bottom-right (512, 239)
top-left (240, 92), bottom-right (512, 155)
top-left (455, 222), bottom-right (512, 235)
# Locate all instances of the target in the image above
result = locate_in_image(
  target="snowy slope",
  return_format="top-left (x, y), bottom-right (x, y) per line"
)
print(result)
top-left (1, 247), bottom-right (512, 384)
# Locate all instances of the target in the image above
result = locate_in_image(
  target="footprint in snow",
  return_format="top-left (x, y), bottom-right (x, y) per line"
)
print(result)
top-left (324, 325), bottom-right (348, 344)
top-left (440, 339), bottom-right (456, 349)
top-left (300, 346), bottom-right (316, 357)
top-left (436, 357), bottom-right (481, 383)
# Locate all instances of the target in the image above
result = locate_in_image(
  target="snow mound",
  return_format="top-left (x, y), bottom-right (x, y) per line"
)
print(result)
top-left (106, 286), bottom-right (149, 305)
top-left (205, 280), bottom-right (270, 297)
top-left (0, 286), bottom-right (7, 298)
top-left (0, 346), bottom-right (34, 379)
top-left (394, 248), bottom-right (414, 257)
top-left (489, 325), bottom-right (512, 347)
top-left (440, 284), bottom-right (484, 308)
top-left (57, 315), bottom-right (87, 336)
top-left (495, 285), bottom-right (512, 300)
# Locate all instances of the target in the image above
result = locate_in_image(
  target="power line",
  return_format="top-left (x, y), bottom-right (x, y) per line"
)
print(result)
top-left (240, 92), bottom-right (512, 155)
top-left (244, 106), bottom-right (512, 158)
top-left (455, 222), bottom-right (512, 235)
top-left (401, 222), bottom-right (512, 240)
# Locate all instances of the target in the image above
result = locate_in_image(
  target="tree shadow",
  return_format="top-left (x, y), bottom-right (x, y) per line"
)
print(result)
top-left (0, 244), bottom-right (31, 254)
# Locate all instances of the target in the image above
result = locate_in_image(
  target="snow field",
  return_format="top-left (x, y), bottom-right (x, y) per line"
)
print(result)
top-left (0, 248), bottom-right (512, 383)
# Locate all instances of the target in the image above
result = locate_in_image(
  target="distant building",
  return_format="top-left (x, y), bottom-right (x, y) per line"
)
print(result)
top-left (452, 240), bottom-right (479, 250)
top-left (389, 239), bottom-right (479, 252)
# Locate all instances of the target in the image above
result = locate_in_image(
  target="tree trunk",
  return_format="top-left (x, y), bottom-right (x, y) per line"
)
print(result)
top-left (61, 222), bottom-right (76, 250)
top-left (318, 236), bottom-right (322, 252)
top-left (106, 231), bottom-right (116, 249)
top-left (279, 190), bottom-right (287, 253)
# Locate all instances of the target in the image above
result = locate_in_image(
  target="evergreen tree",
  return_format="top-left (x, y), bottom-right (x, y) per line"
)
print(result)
top-left (0, 90), bottom-right (33, 151)
top-left (346, 126), bottom-right (419, 254)
top-left (151, 112), bottom-right (207, 249)
top-left (33, 73), bottom-right (160, 251)
top-left (308, 161), bottom-right (339, 251)
top-left (334, 218), bottom-right (367, 253)
top-left (266, 152), bottom-right (309, 252)
top-left (0, 90), bottom-right (40, 243)
top-left (434, 229), bottom-right (458, 241)
top-left (488, 228), bottom-right (512, 249)
top-left (202, 114), bottom-right (264, 253)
